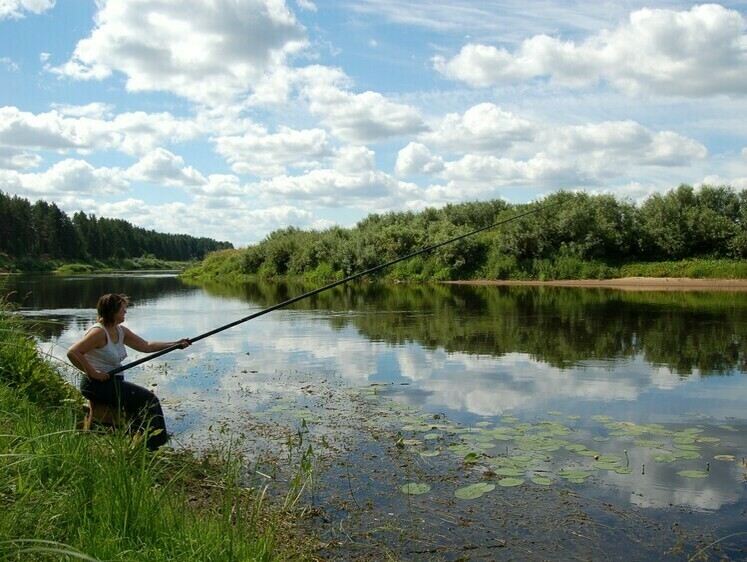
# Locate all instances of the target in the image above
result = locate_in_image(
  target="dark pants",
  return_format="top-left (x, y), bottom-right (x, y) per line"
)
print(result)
top-left (81, 376), bottom-right (169, 450)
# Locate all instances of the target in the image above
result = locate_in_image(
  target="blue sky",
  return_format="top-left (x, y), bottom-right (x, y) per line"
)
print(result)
top-left (2, 1), bottom-right (747, 246)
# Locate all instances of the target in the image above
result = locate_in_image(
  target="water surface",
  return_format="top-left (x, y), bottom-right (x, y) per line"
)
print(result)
top-left (4, 273), bottom-right (746, 559)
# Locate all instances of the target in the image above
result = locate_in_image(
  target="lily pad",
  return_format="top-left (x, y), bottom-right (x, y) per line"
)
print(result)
top-left (650, 453), bottom-right (677, 463)
top-left (498, 477), bottom-right (524, 487)
top-left (677, 470), bottom-right (709, 479)
top-left (400, 482), bottom-right (431, 495)
top-left (419, 450), bottom-right (441, 458)
top-left (455, 482), bottom-right (495, 499)
top-left (714, 455), bottom-right (735, 461)
top-left (493, 467), bottom-right (525, 477)
top-left (531, 476), bottom-right (553, 486)
top-left (614, 467), bottom-right (634, 474)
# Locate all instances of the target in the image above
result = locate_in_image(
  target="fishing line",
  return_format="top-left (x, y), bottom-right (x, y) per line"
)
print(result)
top-left (109, 198), bottom-right (563, 375)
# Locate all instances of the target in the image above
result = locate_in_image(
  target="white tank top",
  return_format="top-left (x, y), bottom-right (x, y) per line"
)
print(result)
top-left (85, 323), bottom-right (128, 374)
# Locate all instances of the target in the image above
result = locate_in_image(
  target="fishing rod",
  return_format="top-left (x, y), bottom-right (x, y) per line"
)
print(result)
top-left (109, 198), bottom-right (563, 375)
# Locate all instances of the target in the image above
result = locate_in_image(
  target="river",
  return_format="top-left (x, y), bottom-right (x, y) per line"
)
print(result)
top-left (4, 272), bottom-right (747, 560)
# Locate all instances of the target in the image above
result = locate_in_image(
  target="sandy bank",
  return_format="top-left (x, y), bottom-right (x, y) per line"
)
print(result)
top-left (446, 277), bottom-right (747, 291)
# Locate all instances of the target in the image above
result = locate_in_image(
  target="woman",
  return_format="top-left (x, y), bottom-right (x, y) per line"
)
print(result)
top-left (67, 293), bottom-right (190, 450)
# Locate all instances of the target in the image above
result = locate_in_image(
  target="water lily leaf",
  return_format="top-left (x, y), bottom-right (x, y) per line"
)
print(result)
top-left (672, 450), bottom-right (701, 460)
top-left (546, 411), bottom-right (563, 416)
top-left (455, 483), bottom-right (495, 499)
top-left (673, 437), bottom-right (695, 445)
top-left (718, 425), bottom-right (738, 432)
top-left (677, 470), bottom-right (709, 479)
top-left (494, 467), bottom-right (525, 477)
top-left (557, 469), bottom-right (593, 480)
top-left (498, 477), bottom-right (524, 487)
top-left (531, 476), bottom-right (553, 486)
top-left (635, 439), bottom-right (665, 449)
top-left (713, 455), bottom-right (735, 461)
top-left (566, 415), bottom-right (581, 420)
top-left (402, 439), bottom-right (422, 446)
top-left (673, 443), bottom-right (701, 452)
top-left (577, 449), bottom-right (601, 458)
top-left (614, 467), bottom-right (633, 474)
top-left (401, 482), bottom-right (431, 495)
top-left (423, 433), bottom-right (440, 440)
top-left (650, 453), bottom-right (677, 463)
top-left (593, 461), bottom-right (621, 470)
top-left (419, 450), bottom-right (441, 457)
top-left (696, 437), bottom-right (720, 444)
top-left (475, 421), bottom-right (492, 427)
top-left (592, 415), bottom-right (614, 423)
top-left (564, 444), bottom-right (587, 452)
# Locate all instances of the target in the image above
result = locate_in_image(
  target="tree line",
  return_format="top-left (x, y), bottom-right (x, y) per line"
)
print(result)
top-left (1, 191), bottom-right (233, 263)
top-left (222, 184), bottom-right (747, 281)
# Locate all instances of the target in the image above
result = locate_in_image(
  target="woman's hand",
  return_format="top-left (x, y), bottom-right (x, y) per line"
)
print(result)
top-left (93, 369), bottom-right (110, 382)
top-left (176, 338), bottom-right (191, 349)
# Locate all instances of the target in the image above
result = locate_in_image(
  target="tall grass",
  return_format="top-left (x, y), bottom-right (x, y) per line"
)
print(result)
top-left (0, 293), bottom-right (308, 561)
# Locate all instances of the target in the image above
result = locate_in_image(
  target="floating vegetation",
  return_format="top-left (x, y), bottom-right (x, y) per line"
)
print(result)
top-left (374, 399), bottom-right (737, 500)
top-left (400, 482), bottom-right (431, 495)
top-left (677, 470), bottom-right (709, 479)
top-left (455, 482), bottom-right (495, 499)
top-left (531, 476), bottom-right (553, 486)
top-left (650, 453), bottom-right (677, 463)
top-left (419, 450), bottom-right (441, 458)
top-left (498, 477), bottom-right (524, 487)
top-left (714, 455), bottom-right (735, 462)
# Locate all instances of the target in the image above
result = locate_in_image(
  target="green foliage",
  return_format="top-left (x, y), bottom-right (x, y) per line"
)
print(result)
top-left (0, 296), bottom-right (81, 407)
top-left (184, 185), bottom-right (747, 282)
top-left (0, 384), bottom-right (285, 560)
top-left (0, 191), bottom-right (233, 269)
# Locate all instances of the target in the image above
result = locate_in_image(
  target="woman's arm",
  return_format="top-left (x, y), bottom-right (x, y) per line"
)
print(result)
top-left (122, 327), bottom-right (190, 353)
top-left (67, 328), bottom-right (109, 381)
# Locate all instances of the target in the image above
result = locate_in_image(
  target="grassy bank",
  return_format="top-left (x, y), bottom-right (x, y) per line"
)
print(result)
top-left (0, 297), bottom-right (313, 561)
top-left (0, 253), bottom-right (193, 274)
top-left (183, 250), bottom-right (747, 284)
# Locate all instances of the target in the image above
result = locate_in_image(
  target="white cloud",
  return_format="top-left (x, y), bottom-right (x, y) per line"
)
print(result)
top-left (0, 106), bottom-right (203, 158)
top-left (422, 103), bottom-right (536, 152)
top-left (434, 4), bottom-right (747, 97)
top-left (213, 125), bottom-right (331, 177)
top-left (51, 102), bottom-right (115, 119)
top-left (0, 0), bottom-right (54, 20)
top-left (52, 0), bottom-right (309, 104)
top-left (127, 148), bottom-right (207, 187)
top-left (0, 147), bottom-right (42, 170)
top-left (0, 158), bottom-right (129, 198)
top-left (1, 57), bottom-right (19, 71)
top-left (395, 142), bottom-right (444, 176)
top-left (296, 65), bottom-right (427, 142)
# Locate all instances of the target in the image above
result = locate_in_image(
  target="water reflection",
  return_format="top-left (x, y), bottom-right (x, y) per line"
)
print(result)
top-left (4, 274), bottom-right (747, 524)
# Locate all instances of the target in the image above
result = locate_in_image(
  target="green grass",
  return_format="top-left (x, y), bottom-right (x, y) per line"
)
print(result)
top-left (0, 294), bottom-right (314, 561)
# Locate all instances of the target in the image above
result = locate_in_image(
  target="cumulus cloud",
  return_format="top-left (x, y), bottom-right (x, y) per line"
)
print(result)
top-left (255, 148), bottom-right (420, 208)
top-left (395, 142), bottom-right (444, 176)
top-left (434, 4), bottom-right (747, 97)
top-left (0, 0), bottom-right (54, 20)
top-left (422, 103), bottom-right (536, 152)
top-left (51, 0), bottom-right (308, 104)
top-left (127, 148), bottom-right (207, 187)
top-left (0, 158), bottom-right (129, 198)
top-left (213, 125), bottom-right (331, 177)
top-left (0, 106), bottom-right (203, 158)
top-left (403, 103), bottom-right (708, 202)
top-left (0, 147), bottom-right (42, 170)
top-left (295, 65), bottom-right (427, 142)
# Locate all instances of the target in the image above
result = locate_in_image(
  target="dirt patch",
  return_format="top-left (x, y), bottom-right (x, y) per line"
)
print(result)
top-left (446, 277), bottom-right (747, 291)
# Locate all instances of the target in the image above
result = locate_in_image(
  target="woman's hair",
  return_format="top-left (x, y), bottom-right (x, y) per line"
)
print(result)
top-left (97, 293), bottom-right (130, 325)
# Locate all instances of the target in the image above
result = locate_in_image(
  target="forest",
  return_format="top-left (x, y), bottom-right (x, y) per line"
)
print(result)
top-left (188, 184), bottom-right (747, 282)
top-left (0, 191), bottom-right (233, 268)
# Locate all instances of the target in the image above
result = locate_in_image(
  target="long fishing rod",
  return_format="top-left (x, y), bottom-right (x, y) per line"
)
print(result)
top-left (109, 198), bottom-right (563, 375)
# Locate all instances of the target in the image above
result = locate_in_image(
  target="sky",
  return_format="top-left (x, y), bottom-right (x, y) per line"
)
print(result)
top-left (2, 1), bottom-right (747, 247)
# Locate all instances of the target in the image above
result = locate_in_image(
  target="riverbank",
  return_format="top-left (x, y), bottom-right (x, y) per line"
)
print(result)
top-left (0, 296), bottom-right (317, 561)
top-left (447, 277), bottom-right (747, 291)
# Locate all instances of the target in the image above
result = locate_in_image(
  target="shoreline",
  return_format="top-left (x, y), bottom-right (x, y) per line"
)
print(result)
top-left (446, 277), bottom-right (747, 291)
